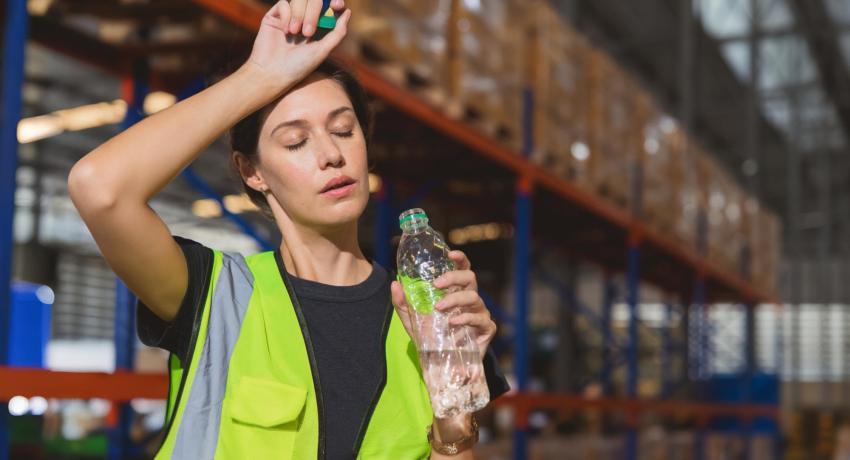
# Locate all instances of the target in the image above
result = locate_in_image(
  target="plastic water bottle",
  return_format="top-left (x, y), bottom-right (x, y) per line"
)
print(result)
top-left (396, 208), bottom-right (490, 418)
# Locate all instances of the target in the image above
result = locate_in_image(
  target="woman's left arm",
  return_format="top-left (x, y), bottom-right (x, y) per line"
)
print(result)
top-left (390, 250), bottom-right (501, 458)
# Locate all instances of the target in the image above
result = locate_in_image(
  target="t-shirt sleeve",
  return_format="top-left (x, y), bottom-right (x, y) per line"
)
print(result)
top-left (483, 347), bottom-right (511, 399)
top-left (136, 236), bottom-right (214, 366)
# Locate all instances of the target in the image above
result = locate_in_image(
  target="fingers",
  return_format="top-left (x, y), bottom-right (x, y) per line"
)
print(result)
top-left (332, 0), bottom-right (345, 10)
top-left (277, 1), bottom-right (291, 28)
top-left (289, 0), bottom-right (307, 34)
top-left (433, 269), bottom-right (477, 291)
top-left (261, 0), bottom-right (290, 31)
top-left (448, 310), bottom-right (495, 333)
top-left (434, 290), bottom-right (483, 312)
top-left (449, 250), bottom-right (471, 271)
top-left (302, 0), bottom-right (323, 36)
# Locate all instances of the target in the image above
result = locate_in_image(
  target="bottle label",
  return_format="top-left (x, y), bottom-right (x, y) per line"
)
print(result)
top-left (398, 275), bottom-right (445, 314)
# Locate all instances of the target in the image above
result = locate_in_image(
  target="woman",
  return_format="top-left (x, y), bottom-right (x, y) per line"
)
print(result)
top-left (68, 1), bottom-right (509, 458)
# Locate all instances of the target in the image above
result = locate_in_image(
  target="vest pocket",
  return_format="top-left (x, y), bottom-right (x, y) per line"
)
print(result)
top-left (222, 376), bottom-right (306, 458)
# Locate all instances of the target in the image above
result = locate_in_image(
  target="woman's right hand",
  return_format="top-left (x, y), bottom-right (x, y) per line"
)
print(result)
top-left (247, 0), bottom-right (351, 89)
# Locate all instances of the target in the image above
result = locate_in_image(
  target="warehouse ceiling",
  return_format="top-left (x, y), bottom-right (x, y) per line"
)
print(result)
top-left (566, 0), bottom-right (850, 250)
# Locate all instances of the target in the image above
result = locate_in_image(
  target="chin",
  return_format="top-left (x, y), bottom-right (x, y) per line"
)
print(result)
top-left (314, 193), bottom-right (368, 228)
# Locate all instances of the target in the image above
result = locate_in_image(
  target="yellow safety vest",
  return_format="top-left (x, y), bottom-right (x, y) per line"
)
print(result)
top-left (154, 250), bottom-right (434, 459)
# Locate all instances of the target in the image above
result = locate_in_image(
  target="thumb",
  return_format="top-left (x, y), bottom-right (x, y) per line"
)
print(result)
top-left (391, 281), bottom-right (415, 338)
top-left (318, 8), bottom-right (351, 51)
top-left (390, 280), bottom-right (409, 311)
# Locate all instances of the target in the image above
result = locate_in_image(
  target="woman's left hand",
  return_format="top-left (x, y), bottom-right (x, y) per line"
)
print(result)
top-left (390, 250), bottom-right (498, 358)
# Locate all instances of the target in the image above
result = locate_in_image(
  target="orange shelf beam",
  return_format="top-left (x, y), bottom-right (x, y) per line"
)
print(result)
top-left (191, 0), bottom-right (778, 305)
top-left (494, 392), bottom-right (778, 420)
top-left (0, 367), bottom-right (167, 401)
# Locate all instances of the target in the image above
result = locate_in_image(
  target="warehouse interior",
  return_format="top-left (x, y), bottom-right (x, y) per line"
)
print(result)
top-left (2, 0), bottom-right (850, 458)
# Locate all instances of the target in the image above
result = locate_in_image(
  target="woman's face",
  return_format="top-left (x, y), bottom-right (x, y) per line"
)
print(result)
top-left (253, 74), bottom-right (370, 230)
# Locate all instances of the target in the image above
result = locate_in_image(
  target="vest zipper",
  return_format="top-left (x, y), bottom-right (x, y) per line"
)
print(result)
top-left (350, 298), bottom-right (393, 457)
top-left (276, 251), bottom-right (327, 460)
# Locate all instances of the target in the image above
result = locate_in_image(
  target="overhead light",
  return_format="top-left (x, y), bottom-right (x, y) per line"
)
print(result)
top-left (8, 396), bottom-right (28, 416)
top-left (193, 194), bottom-right (261, 219)
top-left (29, 396), bottom-right (48, 416)
top-left (55, 100), bottom-right (127, 131)
top-left (660, 116), bottom-right (677, 134)
top-left (17, 115), bottom-right (63, 143)
top-left (570, 142), bottom-right (590, 162)
top-left (223, 194), bottom-right (258, 214)
top-left (448, 222), bottom-right (513, 245)
top-left (368, 173), bottom-right (382, 193)
top-left (35, 286), bottom-right (55, 305)
top-left (192, 199), bottom-right (222, 219)
top-left (27, 0), bottom-right (53, 16)
top-left (144, 91), bottom-right (177, 115)
top-left (644, 137), bottom-right (660, 155)
top-left (18, 99), bottom-right (128, 143)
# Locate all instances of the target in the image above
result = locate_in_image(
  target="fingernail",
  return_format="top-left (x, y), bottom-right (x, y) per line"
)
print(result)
top-left (434, 301), bottom-right (445, 310)
top-left (303, 23), bottom-right (313, 35)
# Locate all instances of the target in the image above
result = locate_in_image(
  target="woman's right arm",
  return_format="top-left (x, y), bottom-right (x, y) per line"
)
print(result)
top-left (68, 0), bottom-right (350, 322)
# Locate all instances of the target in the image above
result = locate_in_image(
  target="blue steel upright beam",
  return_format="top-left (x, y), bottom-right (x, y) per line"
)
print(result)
top-left (109, 68), bottom-right (149, 460)
top-left (693, 275), bottom-right (707, 460)
top-left (624, 235), bottom-right (641, 460)
top-left (601, 273), bottom-right (615, 395)
top-left (661, 302), bottom-right (673, 398)
top-left (373, 179), bottom-right (392, 268)
top-left (512, 86), bottom-right (533, 460)
top-left (0, 2), bottom-right (28, 459)
top-left (742, 302), bottom-right (756, 459)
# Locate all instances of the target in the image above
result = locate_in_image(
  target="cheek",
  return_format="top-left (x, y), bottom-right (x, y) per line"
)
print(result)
top-left (260, 152), bottom-right (312, 198)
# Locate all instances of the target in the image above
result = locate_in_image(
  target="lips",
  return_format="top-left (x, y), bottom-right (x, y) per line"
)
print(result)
top-left (320, 175), bottom-right (356, 194)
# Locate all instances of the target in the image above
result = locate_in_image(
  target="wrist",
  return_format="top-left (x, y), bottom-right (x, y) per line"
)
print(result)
top-left (231, 60), bottom-right (296, 109)
top-left (432, 413), bottom-right (473, 443)
top-left (429, 413), bottom-right (478, 456)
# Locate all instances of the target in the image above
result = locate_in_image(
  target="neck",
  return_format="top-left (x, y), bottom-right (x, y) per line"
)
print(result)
top-left (277, 217), bottom-right (372, 287)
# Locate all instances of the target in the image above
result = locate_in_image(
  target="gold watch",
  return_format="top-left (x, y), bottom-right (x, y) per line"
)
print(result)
top-left (427, 416), bottom-right (479, 456)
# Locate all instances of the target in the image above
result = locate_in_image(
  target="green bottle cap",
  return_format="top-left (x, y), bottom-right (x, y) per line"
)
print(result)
top-left (318, 5), bottom-right (337, 30)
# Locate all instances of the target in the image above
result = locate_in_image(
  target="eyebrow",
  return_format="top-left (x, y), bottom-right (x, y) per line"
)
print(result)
top-left (269, 106), bottom-right (354, 138)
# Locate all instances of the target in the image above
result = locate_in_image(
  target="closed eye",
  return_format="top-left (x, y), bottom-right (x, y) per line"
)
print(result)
top-left (286, 139), bottom-right (307, 151)
top-left (334, 131), bottom-right (354, 138)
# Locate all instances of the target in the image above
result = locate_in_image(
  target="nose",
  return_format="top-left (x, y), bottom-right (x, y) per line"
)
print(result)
top-left (317, 132), bottom-right (345, 169)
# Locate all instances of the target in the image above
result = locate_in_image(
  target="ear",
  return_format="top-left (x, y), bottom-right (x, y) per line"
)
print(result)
top-left (233, 151), bottom-right (268, 193)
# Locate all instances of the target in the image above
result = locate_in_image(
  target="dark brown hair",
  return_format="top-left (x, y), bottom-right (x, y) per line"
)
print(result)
top-left (229, 59), bottom-right (373, 219)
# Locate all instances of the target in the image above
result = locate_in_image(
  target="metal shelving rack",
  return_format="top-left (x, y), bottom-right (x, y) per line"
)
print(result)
top-left (0, 1), bottom-right (781, 459)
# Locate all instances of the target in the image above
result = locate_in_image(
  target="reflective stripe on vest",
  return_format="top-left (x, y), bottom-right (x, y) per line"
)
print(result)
top-left (154, 250), bottom-right (433, 459)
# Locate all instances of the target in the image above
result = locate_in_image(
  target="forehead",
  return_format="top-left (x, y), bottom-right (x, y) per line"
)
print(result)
top-left (265, 75), bottom-right (352, 123)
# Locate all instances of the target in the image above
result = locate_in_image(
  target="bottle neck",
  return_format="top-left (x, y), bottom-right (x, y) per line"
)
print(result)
top-left (401, 222), bottom-right (428, 234)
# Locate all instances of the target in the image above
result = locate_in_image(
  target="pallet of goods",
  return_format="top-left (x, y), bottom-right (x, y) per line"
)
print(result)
top-left (695, 153), bottom-right (748, 275)
top-left (587, 48), bottom-right (644, 212)
top-left (748, 207), bottom-right (781, 295)
top-left (343, 0), bottom-right (452, 105)
top-left (523, 0), bottom-right (593, 189)
top-left (640, 106), bottom-right (686, 237)
top-left (445, 0), bottom-right (523, 150)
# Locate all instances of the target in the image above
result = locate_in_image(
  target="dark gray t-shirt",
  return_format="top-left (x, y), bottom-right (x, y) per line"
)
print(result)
top-left (138, 237), bottom-right (510, 459)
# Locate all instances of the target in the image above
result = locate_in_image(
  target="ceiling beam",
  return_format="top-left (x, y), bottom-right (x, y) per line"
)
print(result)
top-left (30, 15), bottom-right (130, 76)
top-left (787, 0), bottom-right (850, 137)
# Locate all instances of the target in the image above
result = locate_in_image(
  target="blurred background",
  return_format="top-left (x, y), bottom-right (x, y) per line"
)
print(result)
top-left (1, 0), bottom-right (849, 458)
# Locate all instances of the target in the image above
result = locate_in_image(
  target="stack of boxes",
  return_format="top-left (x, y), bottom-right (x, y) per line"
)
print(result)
top-left (446, 0), bottom-right (522, 148)
top-left (342, 0), bottom-right (781, 295)
top-left (586, 49), bottom-right (645, 210)
top-left (523, 0), bottom-right (593, 188)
